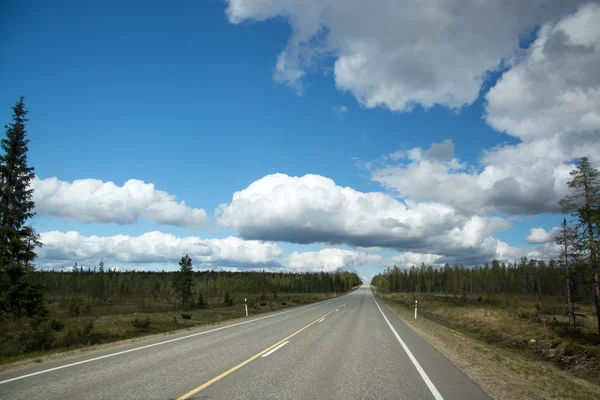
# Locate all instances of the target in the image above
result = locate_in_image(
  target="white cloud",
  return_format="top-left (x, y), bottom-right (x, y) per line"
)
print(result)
top-left (332, 105), bottom-right (348, 118)
top-left (370, 140), bottom-right (575, 215)
top-left (389, 252), bottom-right (443, 268)
top-left (226, 0), bottom-right (586, 111)
top-left (32, 177), bottom-right (209, 228)
top-left (38, 231), bottom-right (282, 269)
top-left (217, 173), bottom-right (512, 264)
top-left (526, 227), bottom-right (562, 244)
top-left (286, 248), bottom-right (382, 272)
top-left (485, 3), bottom-right (600, 144)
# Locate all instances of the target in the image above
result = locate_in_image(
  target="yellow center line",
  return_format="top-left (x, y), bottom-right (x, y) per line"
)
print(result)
top-left (176, 300), bottom-right (352, 400)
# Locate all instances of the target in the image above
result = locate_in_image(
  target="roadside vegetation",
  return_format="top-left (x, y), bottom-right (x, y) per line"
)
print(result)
top-left (0, 97), bottom-right (362, 364)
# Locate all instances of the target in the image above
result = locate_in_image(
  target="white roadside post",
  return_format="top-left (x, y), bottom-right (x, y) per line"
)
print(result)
top-left (244, 298), bottom-right (248, 317)
top-left (414, 300), bottom-right (418, 320)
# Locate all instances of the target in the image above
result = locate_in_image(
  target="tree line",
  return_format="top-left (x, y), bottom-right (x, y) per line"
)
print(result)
top-left (28, 263), bottom-right (362, 311)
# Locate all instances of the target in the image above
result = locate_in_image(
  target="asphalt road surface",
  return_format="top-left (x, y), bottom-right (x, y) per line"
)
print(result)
top-left (0, 286), bottom-right (490, 399)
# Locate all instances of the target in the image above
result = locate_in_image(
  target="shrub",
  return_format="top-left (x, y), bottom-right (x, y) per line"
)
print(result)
top-left (181, 313), bottom-right (192, 320)
top-left (49, 318), bottom-right (65, 331)
top-left (281, 301), bottom-right (287, 306)
top-left (24, 324), bottom-right (55, 352)
top-left (68, 296), bottom-right (80, 315)
top-left (224, 291), bottom-right (234, 306)
top-left (131, 316), bottom-right (151, 332)
top-left (62, 318), bottom-right (95, 347)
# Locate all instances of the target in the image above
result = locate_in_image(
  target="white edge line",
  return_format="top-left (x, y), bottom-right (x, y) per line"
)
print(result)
top-left (260, 341), bottom-right (289, 358)
top-left (335, 309), bottom-right (339, 312)
top-left (370, 291), bottom-right (444, 400)
top-left (318, 317), bottom-right (326, 323)
top-left (0, 298), bottom-right (338, 385)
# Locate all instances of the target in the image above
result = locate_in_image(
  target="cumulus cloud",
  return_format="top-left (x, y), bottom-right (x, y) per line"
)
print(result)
top-left (32, 177), bottom-right (209, 228)
top-left (226, 0), bottom-right (586, 111)
top-left (370, 140), bottom-right (574, 215)
top-left (217, 173), bottom-right (512, 263)
top-left (286, 248), bottom-right (382, 272)
top-left (526, 227), bottom-right (562, 244)
top-left (38, 231), bottom-right (282, 269)
top-left (485, 3), bottom-right (600, 145)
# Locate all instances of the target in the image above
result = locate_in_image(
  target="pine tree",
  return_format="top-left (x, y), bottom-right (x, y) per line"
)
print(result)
top-left (0, 97), bottom-right (45, 318)
top-left (173, 255), bottom-right (194, 310)
top-left (559, 157), bottom-right (600, 334)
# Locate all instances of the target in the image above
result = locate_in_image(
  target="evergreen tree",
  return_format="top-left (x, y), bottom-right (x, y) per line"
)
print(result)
top-left (173, 255), bottom-right (194, 310)
top-left (559, 157), bottom-right (600, 334)
top-left (0, 97), bottom-right (45, 318)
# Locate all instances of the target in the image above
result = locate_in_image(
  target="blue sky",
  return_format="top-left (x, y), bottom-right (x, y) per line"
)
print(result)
top-left (2, 1), bottom-right (597, 282)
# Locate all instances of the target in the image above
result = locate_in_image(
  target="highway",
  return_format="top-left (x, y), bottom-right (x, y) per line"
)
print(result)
top-left (0, 286), bottom-right (490, 399)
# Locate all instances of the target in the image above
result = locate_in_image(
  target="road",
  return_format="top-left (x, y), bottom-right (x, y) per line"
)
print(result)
top-left (0, 286), bottom-right (490, 399)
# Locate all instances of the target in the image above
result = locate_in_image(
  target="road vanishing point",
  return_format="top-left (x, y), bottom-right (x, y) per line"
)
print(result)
top-left (0, 286), bottom-right (490, 399)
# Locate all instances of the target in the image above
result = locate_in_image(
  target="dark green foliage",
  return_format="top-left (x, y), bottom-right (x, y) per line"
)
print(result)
top-left (62, 319), bottom-right (95, 347)
top-left (131, 315), bottom-right (151, 332)
top-left (68, 296), bottom-right (80, 315)
top-left (372, 258), bottom-right (594, 306)
top-left (172, 255), bottom-right (194, 311)
top-left (49, 318), bottom-right (65, 331)
top-left (0, 97), bottom-right (45, 318)
top-left (224, 291), bottom-right (234, 306)
top-left (180, 312), bottom-right (192, 320)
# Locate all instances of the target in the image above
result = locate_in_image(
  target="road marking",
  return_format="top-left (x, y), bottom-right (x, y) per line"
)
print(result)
top-left (0, 299), bottom-right (345, 386)
top-left (177, 300), bottom-right (351, 400)
top-left (335, 309), bottom-right (339, 312)
top-left (261, 341), bottom-right (289, 358)
top-left (370, 292), bottom-right (444, 400)
top-left (318, 317), bottom-right (326, 323)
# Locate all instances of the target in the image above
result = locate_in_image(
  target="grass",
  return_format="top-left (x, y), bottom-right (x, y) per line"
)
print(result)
top-left (377, 291), bottom-right (600, 400)
top-left (0, 292), bottom-right (340, 366)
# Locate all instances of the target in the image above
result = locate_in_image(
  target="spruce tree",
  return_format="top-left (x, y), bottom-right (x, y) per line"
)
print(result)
top-left (0, 97), bottom-right (45, 317)
top-left (173, 255), bottom-right (194, 310)
top-left (559, 157), bottom-right (600, 334)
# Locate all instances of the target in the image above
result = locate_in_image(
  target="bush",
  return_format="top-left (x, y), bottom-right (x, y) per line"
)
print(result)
top-left (281, 301), bottom-right (287, 306)
top-left (23, 324), bottom-right (55, 352)
top-left (49, 318), bottom-right (65, 331)
top-left (224, 291), bottom-right (234, 306)
top-left (62, 318), bottom-right (95, 347)
top-left (68, 296), bottom-right (80, 315)
top-left (181, 313), bottom-right (192, 320)
top-left (131, 316), bottom-right (151, 332)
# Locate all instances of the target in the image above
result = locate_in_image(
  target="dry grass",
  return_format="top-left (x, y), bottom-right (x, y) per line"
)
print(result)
top-left (379, 291), bottom-right (600, 400)
top-left (0, 292), bottom-right (337, 365)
